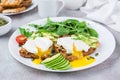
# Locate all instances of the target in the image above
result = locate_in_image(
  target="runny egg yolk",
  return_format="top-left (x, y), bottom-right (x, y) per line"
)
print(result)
top-left (71, 43), bottom-right (95, 68)
top-left (72, 43), bottom-right (83, 59)
top-left (70, 56), bottom-right (95, 68)
top-left (33, 47), bottom-right (51, 64)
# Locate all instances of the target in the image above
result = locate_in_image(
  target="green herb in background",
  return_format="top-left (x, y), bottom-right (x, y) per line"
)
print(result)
top-left (0, 18), bottom-right (8, 26)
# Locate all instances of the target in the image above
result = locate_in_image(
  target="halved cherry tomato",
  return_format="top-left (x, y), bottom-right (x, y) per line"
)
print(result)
top-left (16, 35), bottom-right (27, 45)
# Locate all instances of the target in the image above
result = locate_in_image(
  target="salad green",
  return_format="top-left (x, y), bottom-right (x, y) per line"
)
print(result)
top-left (28, 18), bottom-right (98, 37)
top-left (19, 18), bottom-right (99, 48)
top-left (19, 28), bottom-right (32, 38)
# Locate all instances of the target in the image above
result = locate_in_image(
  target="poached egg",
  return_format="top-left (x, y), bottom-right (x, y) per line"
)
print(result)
top-left (23, 37), bottom-right (53, 54)
top-left (23, 37), bottom-right (53, 64)
top-left (57, 37), bottom-right (90, 58)
top-left (57, 37), bottom-right (95, 68)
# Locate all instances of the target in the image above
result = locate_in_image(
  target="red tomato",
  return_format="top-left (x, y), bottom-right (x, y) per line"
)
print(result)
top-left (16, 35), bottom-right (27, 45)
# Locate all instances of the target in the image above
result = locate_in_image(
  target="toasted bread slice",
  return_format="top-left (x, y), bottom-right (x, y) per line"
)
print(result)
top-left (0, 0), bottom-right (23, 8)
top-left (19, 0), bottom-right (32, 7)
top-left (0, 6), bottom-right (4, 13)
top-left (2, 7), bottom-right (26, 13)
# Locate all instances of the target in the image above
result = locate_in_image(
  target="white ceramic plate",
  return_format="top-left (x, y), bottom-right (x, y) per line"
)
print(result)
top-left (2, 0), bottom-right (38, 16)
top-left (8, 17), bottom-right (116, 72)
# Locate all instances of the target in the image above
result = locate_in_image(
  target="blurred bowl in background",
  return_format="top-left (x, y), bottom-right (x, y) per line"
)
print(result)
top-left (0, 15), bottom-right (12, 36)
top-left (64, 0), bottom-right (86, 10)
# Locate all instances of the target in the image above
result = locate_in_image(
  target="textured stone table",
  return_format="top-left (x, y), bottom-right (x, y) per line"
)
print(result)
top-left (0, 8), bottom-right (120, 80)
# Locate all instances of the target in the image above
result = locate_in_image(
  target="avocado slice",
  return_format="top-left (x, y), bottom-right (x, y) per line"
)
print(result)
top-left (53, 61), bottom-right (70, 70)
top-left (42, 53), bottom-right (61, 64)
top-left (42, 53), bottom-right (71, 70)
top-left (44, 55), bottom-right (64, 67)
top-left (47, 57), bottom-right (67, 68)
top-left (54, 61), bottom-right (70, 68)
top-left (42, 54), bottom-right (63, 66)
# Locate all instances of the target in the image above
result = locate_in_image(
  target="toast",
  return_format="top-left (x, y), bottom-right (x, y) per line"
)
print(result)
top-left (0, 0), bottom-right (23, 8)
top-left (0, 6), bottom-right (4, 13)
top-left (0, 0), bottom-right (32, 13)
top-left (19, 0), bottom-right (32, 7)
top-left (2, 7), bottom-right (26, 13)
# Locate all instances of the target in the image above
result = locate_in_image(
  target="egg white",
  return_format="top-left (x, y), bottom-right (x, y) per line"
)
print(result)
top-left (57, 37), bottom-right (90, 54)
top-left (23, 37), bottom-right (53, 54)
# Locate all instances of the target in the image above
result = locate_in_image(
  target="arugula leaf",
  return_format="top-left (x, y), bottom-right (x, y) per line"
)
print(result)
top-left (56, 26), bottom-right (70, 36)
top-left (28, 24), bottom-right (42, 30)
top-left (26, 18), bottom-right (99, 39)
top-left (88, 28), bottom-right (98, 37)
top-left (63, 19), bottom-right (79, 27)
top-left (19, 28), bottom-right (25, 34)
top-left (78, 21), bottom-right (86, 28)
top-left (19, 28), bottom-right (32, 38)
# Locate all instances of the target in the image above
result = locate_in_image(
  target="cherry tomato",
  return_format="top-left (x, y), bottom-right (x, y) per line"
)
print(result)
top-left (16, 35), bottom-right (27, 45)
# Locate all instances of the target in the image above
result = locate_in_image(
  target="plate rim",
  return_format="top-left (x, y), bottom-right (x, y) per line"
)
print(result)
top-left (8, 17), bottom-right (116, 72)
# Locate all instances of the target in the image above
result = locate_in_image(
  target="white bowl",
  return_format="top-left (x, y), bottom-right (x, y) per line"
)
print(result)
top-left (0, 15), bottom-right (12, 36)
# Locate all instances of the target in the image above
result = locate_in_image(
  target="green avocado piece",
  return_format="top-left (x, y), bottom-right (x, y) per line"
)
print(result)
top-left (42, 53), bottom-right (71, 70)
top-left (53, 61), bottom-right (71, 70)
top-left (41, 53), bottom-right (61, 64)
top-left (47, 57), bottom-right (67, 68)
top-left (43, 55), bottom-right (64, 67)
top-left (54, 61), bottom-right (70, 69)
